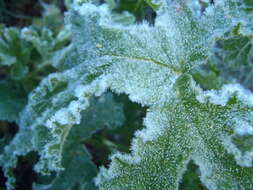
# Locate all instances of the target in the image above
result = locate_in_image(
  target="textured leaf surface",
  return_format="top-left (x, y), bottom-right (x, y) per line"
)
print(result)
top-left (0, 27), bottom-right (30, 79)
top-left (33, 93), bottom-right (124, 190)
top-left (66, 1), bottom-right (253, 189)
top-left (1, 0), bottom-right (253, 189)
top-left (0, 24), bottom-right (70, 121)
top-left (97, 75), bottom-right (253, 190)
top-left (211, 23), bottom-right (253, 91)
top-left (0, 60), bottom-right (124, 189)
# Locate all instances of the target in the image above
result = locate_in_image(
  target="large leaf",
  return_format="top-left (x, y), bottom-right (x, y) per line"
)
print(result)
top-left (67, 1), bottom-right (253, 189)
top-left (1, 0), bottom-right (253, 189)
top-left (97, 74), bottom-right (253, 190)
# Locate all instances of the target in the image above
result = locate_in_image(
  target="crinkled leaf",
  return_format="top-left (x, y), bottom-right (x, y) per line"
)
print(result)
top-left (65, 1), bottom-right (253, 190)
top-left (33, 93), bottom-right (124, 190)
top-left (0, 27), bottom-right (31, 71)
top-left (210, 23), bottom-right (253, 90)
top-left (97, 74), bottom-right (253, 190)
top-left (1, 0), bottom-right (253, 190)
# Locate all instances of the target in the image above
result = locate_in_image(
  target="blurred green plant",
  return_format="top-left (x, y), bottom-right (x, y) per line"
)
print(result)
top-left (0, 2), bottom-right (70, 122)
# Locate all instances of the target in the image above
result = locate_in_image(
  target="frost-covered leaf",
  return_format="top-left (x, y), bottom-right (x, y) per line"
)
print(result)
top-left (0, 3), bottom-right (71, 128)
top-left (0, 23), bottom-right (70, 119)
top-left (21, 27), bottom-right (70, 64)
top-left (0, 23), bottom-right (70, 81)
top-left (33, 93), bottom-right (124, 190)
top-left (217, 26), bottom-right (252, 66)
top-left (1, 0), bottom-right (253, 189)
top-left (104, 0), bottom-right (136, 25)
top-left (0, 63), bottom-right (124, 189)
top-left (68, 0), bottom-right (211, 105)
top-left (97, 74), bottom-right (253, 190)
top-left (64, 1), bottom-right (253, 189)
top-left (210, 23), bottom-right (253, 90)
top-left (191, 0), bottom-right (253, 89)
top-left (0, 27), bottom-right (30, 78)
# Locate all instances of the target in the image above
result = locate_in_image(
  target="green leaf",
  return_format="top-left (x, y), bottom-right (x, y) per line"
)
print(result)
top-left (0, 70), bottom-right (124, 189)
top-left (65, 1), bottom-right (253, 189)
top-left (144, 0), bottom-right (162, 11)
top-left (97, 74), bottom-right (253, 190)
top-left (1, 0), bottom-right (253, 189)
top-left (0, 81), bottom-right (26, 121)
top-left (179, 161), bottom-right (204, 190)
top-left (0, 27), bottom-right (31, 69)
top-left (0, 24), bottom-right (71, 121)
top-left (210, 23), bottom-right (253, 90)
top-left (33, 93), bottom-right (124, 190)
top-left (217, 25), bottom-right (252, 66)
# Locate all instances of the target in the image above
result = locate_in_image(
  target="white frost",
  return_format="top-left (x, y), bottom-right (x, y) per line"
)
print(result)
top-left (197, 83), bottom-right (253, 106)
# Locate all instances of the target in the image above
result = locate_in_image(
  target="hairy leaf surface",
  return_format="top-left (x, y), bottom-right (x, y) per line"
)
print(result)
top-left (1, 0), bottom-right (253, 189)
